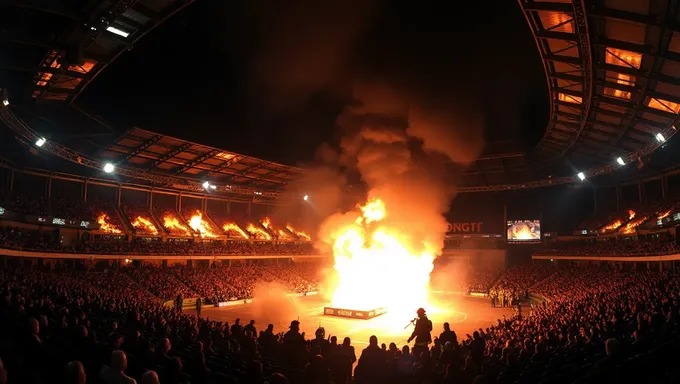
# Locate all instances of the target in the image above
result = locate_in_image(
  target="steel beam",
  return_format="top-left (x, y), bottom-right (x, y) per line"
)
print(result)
top-left (119, 135), bottom-right (162, 165)
top-left (173, 149), bottom-right (220, 174)
top-left (151, 143), bottom-right (192, 168)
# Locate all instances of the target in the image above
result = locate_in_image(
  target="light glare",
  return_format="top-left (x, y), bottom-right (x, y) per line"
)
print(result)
top-left (656, 133), bottom-right (666, 142)
top-left (202, 181), bottom-right (210, 189)
top-left (35, 138), bottom-right (46, 147)
top-left (103, 163), bottom-right (115, 173)
top-left (2, 99), bottom-right (8, 107)
top-left (106, 26), bottom-right (130, 38)
top-left (577, 172), bottom-right (585, 181)
top-left (303, 195), bottom-right (308, 201)
top-left (616, 157), bottom-right (625, 166)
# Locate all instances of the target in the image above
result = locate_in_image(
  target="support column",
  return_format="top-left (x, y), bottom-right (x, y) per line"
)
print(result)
top-left (117, 185), bottom-right (122, 208)
top-left (47, 176), bottom-right (52, 199)
top-left (177, 193), bottom-right (182, 213)
top-left (248, 200), bottom-right (252, 218)
top-left (83, 180), bottom-right (88, 202)
top-left (661, 177), bottom-right (667, 199)
top-left (593, 188), bottom-right (597, 213)
top-left (615, 186), bottom-right (620, 212)
top-left (638, 183), bottom-right (643, 202)
top-left (226, 200), bottom-right (231, 216)
top-left (148, 191), bottom-right (152, 209)
top-left (9, 169), bottom-right (14, 191)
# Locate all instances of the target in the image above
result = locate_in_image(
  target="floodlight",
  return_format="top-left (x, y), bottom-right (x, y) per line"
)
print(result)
top-left (210, 184), bottom-right (216, 190)
top-left (577, 172), bottom-right (585, 181)
top-left (2, 99), bottom-right (8, 107)
top-left (303, 195), bottom-right (308, 201)
top-left (202, 181), bottom-right (210, 189)
top-left (103, 163), bottom-right (115, 173)
top-left (656, 133), bottom-right (666, 142)
top-left (106, 26), bottom-right (129, 38)
top-left (35, 138), bottom-right (46, 147)
top-left (616, 157), bottom-right (625, 166)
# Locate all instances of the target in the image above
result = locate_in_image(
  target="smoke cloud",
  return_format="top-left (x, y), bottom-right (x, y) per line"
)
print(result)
top-left (250, 281), bottom-right (304, 325)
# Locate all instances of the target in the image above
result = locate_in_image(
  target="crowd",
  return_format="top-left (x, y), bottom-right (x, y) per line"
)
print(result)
top-left (0, 190), bottom-right (93, 221)
top-left (1, 262), bottom-right (680, 383)
top-left (488, 264), bottom-right (556, 307)
top-left (543, 238), bottom-right (680, 256)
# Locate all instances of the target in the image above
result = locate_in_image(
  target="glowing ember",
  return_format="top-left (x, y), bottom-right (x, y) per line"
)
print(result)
top-left (163, 214), bottom-right (191, 236)
top-left (325, 197), bottom-right (436, 316)
top-left (97, 213), bottom-right (122, 234)
top-left (658, 210), bottom-right (672, 220)
top-left (601, 220), bottom-right (622, 232)
top-left (247, 223), bottom-right (271, 240)
top-left (188, 210), bottom-right (217, 238)
top-left (131, 216), bottom-right (158, 235)
top-left (287, 224), bottom-right (311, 241)
top-left (222, 222), bottom-right (249, 239)
top-left (620, 216), bottom-right (647, 234)
top-left (628, 209), bottom-right (636, 220)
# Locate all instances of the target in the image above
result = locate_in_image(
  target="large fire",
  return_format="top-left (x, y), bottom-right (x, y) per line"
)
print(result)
top-left (327, 197), bottom-right (436, 316)
top-left (507, 222), bottom-right (538, 240)
top-left (658, 210), bottom-right (672, 220)
top-left (620, 216), bottom-right (647, 234)
top-left (97, 213), bottom-right (122, 234)
top-left (163, 214), bottom-right (191, 236)
top-left (247, 223), bottom-right (271, 240)
top-left (628, 209), bottom-right (636, 220)
top-left (131, 216), bottom-right (158, 235)
top-left (262, 217), bottom-right (291, 239)
top-left (286, 224), bottom-right (311, 241)
top-left (188, 210), bottom-right (217, 238)
top-left (601, 220), bottom-right (622, 232)
top-left (222, 222), bottom-right (249, 239)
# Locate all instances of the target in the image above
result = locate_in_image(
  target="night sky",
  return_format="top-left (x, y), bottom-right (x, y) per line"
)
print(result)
top-left (79, 0), bottom-right (548, 167)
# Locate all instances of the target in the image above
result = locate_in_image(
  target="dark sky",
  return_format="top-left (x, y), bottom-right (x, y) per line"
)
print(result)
top-left (79, 0), bottom-right (548, 166)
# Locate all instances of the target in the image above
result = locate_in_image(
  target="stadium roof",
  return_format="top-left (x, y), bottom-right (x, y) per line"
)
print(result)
top-left (100, 127), bottom-right (304, 190)
top-left (458, 0), bottom-right (680, 191)
top-left (0, 0), bottom-right (194, 106)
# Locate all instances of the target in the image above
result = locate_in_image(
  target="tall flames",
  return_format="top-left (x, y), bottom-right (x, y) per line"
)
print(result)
top-left (131, 216), bottom-right (158, 235)
top-left (601, 220), bottom-right (622, 232)
top-left (223, 222), bottom-right (249, 239)
top-left (163, 214), bottom-right (191, 236)
top-left (323, 197), bottom-right (437, 316)
top-left (620, 216), bottom-right (647, 234)
top-left (97, 213), bottom-right (122, 234)
top-left (262, 217), bottom-right (291, 239)
top-left (247, 223), bottom-right (272, 240)
top-left (658, 210), bottom-right (672, 220)
top-left (188, 210), bottom-right (217, 238)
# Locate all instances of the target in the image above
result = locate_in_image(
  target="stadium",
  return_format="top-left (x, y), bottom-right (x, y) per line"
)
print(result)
top-left (1, 0), bottom-right (680, 383)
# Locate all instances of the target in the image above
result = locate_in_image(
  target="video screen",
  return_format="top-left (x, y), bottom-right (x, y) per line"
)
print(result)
top-left (507, 220), bottom-right (541, 242)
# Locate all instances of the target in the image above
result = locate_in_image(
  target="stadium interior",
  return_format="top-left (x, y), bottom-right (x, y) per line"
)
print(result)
top-left (2, 0), bottom-right (680, 384)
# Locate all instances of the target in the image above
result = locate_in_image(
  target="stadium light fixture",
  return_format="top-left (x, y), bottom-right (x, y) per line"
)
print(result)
top-left (106, 26), bottom-right (130, 38)
top-left (103, 163), bottom-right (115, 174)
top-left (303, 195), bottom-right (309, 201)
top-left (577, 172), bottom-right (585, 181)
top-left (656, 133), bottom-right (666, 143)
top-left (202, 181), bottom-right (210, 189)
top-left (210, 184), bottom-right (216, 190)
top-left (35, 137), bottom-right (46, 147)
top-left (616, 157), bottom-right (625, 166)
top-left (2, 99), bottom-right (8, 107)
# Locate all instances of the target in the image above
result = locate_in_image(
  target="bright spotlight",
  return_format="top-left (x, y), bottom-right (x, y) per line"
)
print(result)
top-left (103, 163), bottom-right (115, 173)
top-left (210, 184), bottom-right (216, 190)
top-left (35, 137), bottom-right (46, 147)
top-left (616, 157), bottom-right (625, 166)
top-left (303, 195), bottom-right (309, 201)
top-left (656, 133), bottom-right (666, 142)
top-left (577, 172), bottom-right (586, 181)
top-left (202, 181), bottom-right (210, 189)
top-left (106, 26), bottom-right (130, 38)
top-left (2, 99), bottom-right (8, 107)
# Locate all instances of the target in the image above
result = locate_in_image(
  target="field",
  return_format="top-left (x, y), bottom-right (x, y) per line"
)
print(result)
top-left (189, 292), bottom-right (515, 347)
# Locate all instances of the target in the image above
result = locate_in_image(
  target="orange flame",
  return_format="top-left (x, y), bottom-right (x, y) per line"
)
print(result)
top-left (620, 216), bottom-right (647, 234)
top-left (327, 197), bottom-right (436, 316)
top-left (658, 210), bottom-right (672, 220)
top-left (261, 217), bottom-right (290, 239)
top-left (247, 223), bottom-right (271, 240)
top-left (97, 213), bottom-right (122, 234)
top-left (188, 210), bottom-right (217, 238)
top-left (628, 209), bottom-right (636, 220)
top-left (261, 217), bottom-right (272, 229)
top-left (601, 220), bottom-right (622, 232)
top-left (131, 216), bottom-right (158, 235)
top-left (286, 224), bottom-right (311, 241)
top-left (222, 222), bottom-right (249, 239)
top-left (507, 222), bottom-right (539, 240)
top-left (163, 214), bottom-right (191, 236)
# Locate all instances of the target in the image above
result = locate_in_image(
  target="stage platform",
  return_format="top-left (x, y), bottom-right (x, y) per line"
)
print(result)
top-left (323, 306), bottom-right (387, 319)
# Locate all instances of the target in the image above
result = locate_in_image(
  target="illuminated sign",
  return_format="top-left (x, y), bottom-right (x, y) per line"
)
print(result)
top-left (447, 222), bottom-right (484, 233)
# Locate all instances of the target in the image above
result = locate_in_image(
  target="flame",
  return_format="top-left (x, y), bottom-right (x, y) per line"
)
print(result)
top-left (601, 220), bottom-right (622, 232)
top-left (327, 197), bottom-right (435, 316)
top-left (261, 217), bottom-right (272, 229)
top-left (163, 214), bottom-right (191, 236)
top-left (658, 210), bottom-right (672, 220)
top-left (188, 210), bottom-right (217, 238)
top-left (131, 216), bottom-right (158, 235)
top-left (286, 224), bottom-right (311, 241)
top-left (261, 217), bottom-right (290, 239)
top-left (507, 222), bottom-right (539, 240)
top-left (620, 216), bottom-right (647, 234)
top-left (628, 209), bottom-right (636, 220)
top-left (247, 223), bottom-right (271, 240)
top-left (222, 222), bottom-right (249, 239)
top-left (97, 213), bottom-right (122, 234)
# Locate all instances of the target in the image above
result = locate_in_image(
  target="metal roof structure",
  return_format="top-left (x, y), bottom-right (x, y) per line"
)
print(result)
top-left (458, 0), bottom-right (680, 191)
top-left (100, 127), bottom-right (304, 191)
top-left (0, 0), bottom-right (194, 105)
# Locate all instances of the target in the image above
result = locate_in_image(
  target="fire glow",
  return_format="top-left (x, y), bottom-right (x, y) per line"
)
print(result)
top-left (658, 210), bottom-right (672, 220)
top-left (262, 217), bottom-right (291, 239)
top-left (286, 224), bottom-right (311, 241)
top-left (97, 213), bottom-right (122, 234)
top-left (222, 222), bottom-right (249, 239)
top-left (601, 220), bottom-right (622, 232)
top-left (188, 210), bottom-right (217, 238)
top-left (325, 197), bottom-right (436, 316)
top-left (247, 223), bottom-right (271, 240)
top-left (621, 216), bottom-right (647, 234)
top-left (131, 216), bottom-right (158, 235)
top-left (163, 214), bottom-right (191, 236)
